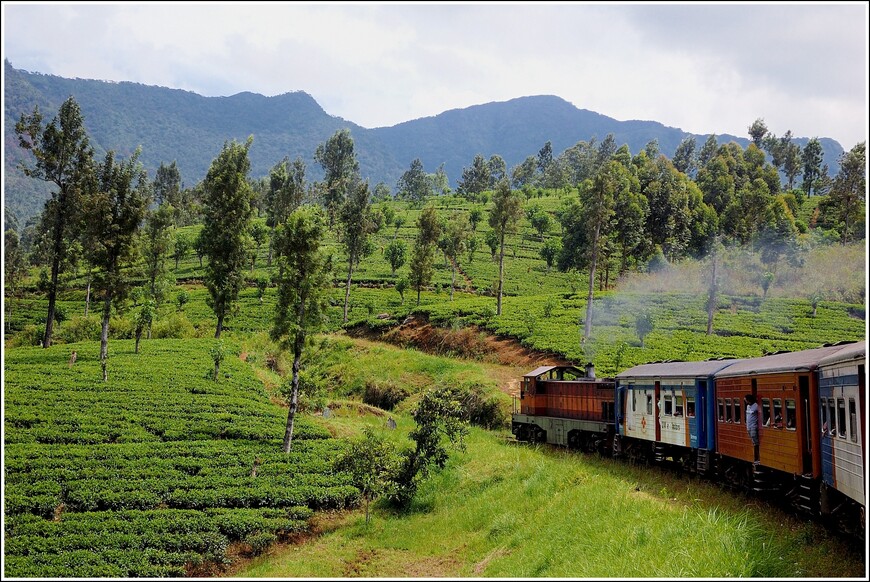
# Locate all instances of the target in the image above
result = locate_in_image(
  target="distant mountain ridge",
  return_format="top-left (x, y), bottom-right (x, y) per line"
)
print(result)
top-left (3, 61), bottom-right (845, 224)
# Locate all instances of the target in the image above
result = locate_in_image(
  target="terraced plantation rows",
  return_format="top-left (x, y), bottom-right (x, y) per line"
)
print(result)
top-left (3, 340), bottom-right (358, 577)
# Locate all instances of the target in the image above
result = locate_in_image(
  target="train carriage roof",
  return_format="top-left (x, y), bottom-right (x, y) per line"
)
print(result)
top-left (713, 344), bottom-right (850, 378)
top-left (523, 365), bottom-right (585, 379)
top-left (818, 341), bottom-right (866, 368)
top-left (617, 359), bottom-right (741, 380)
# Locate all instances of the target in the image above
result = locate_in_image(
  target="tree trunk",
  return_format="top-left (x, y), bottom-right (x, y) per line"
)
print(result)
top-left (450, 264), bottom-right (456, 301)
top-left (215, 311), bottom-right (224, 339)
top-left (496, 233), bottom-right (505, 316)
top-left (584, 222), bottom-right (601, 340)
top-left (100, 294), bottom-right (112, 381)
top-left (43, 253), bottom-right (61, 348)
top-left (343, 256), bottom-right (354, 323)
top-left (135, 328), bottom-right (142, 354)
top-left (283, 311), bottom-right (306, 453)
top-left (84, 276), bottom-right (91, 317)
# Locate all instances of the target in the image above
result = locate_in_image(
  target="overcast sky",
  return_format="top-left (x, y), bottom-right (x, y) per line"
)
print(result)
top-left (2, 2), bottom-right (867, 150)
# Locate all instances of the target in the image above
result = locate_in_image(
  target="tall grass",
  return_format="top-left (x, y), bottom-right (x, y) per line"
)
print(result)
top-left (237, 425), bottom-right (864, 578)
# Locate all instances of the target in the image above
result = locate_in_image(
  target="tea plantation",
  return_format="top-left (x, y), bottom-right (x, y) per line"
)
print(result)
top-left (3, 340), bottom-right (358, 577)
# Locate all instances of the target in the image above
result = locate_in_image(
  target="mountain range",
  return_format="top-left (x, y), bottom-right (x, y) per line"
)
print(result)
top-left (3, 60), bottom-right (845, 225)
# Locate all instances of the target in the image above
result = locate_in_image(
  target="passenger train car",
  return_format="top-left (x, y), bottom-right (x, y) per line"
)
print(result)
top-left (511, 341), bottom-right (866, 538)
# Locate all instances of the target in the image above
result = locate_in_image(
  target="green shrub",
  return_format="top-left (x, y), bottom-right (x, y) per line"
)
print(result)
top-left (59, 315), bottom-right (101, 343)
top-left (109, 316), bottom-right (135, 339)
top-left (244, 531), bottom-right (277, 556)
top-left (151, 313), bottom-right (195, 339)
top-left (9, 325), bottom-right (44, 347)
top-left (363, 380), bottom-right (409, 411)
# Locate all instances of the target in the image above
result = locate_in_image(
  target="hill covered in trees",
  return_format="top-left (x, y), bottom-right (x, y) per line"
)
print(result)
top-left (3, 61), bottom-right (845, 224)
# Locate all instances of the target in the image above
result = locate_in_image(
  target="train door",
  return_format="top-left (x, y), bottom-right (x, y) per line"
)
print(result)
top-left (655, 381), bottom-right (661, 442)
top-left (799, 375), bottom-right (812, 473)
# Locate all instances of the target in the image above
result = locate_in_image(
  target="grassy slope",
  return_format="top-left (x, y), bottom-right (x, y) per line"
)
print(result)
top-left (236, 415), bottom-right (865, 578)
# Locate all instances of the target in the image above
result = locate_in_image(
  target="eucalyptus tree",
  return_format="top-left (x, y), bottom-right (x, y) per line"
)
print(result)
top-left (440, 213), bottom-right (470, 300)
top-left (488, 180), bottom-right (523, 316)
top-left (172, 232), bottom-right (191, 269)
top-left (339, 179), bottom-right (375, 322)
top-left (672, 136), bottom-right (697, 176)
top-left (698, 135), bottom-right (719, 169)
top-left (823, 142), bottom-right (866, 245)
top-left (748, 118), bottom-right (768, 148)
top-left (488, 155), bottom-right (507, 188)
top-left (408, 206), bottom-right (441, 305)
top-left (510, 155), bottom-right (538, 189)
top-left (396, 158), bottom-right (431, 204)
top-left (266, 156), bottom-right (306, 265)
top-left (4, 229), bottom-right (27, 332)
top-left (384, 239), bottom-right (407, 276)
top-left (82, 149), bottom-right (150, 380)
top-left (271, 206), bottom-right (333, 453)
top-left (457, 154), bottom-right (491, 200)
top-left (782, 141), bottom-right (802, 191)
top-left (14, 96), bottom-right (94, 347)
top-left (581, 161), bottom-right (629, 339)
top-left (153, 161), bottom-right (181, 208)
top-left (142, 202), bottom-right (175, 308)
top-left (801, 138), bottom-right (824, 197)
top-left (315, 128), bottom-right (359, 228)
top-left (201, 137), bottom-right (256, 338)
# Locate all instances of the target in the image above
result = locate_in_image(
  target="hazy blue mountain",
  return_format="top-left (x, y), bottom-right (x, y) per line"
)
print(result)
top-left (4, 61), bottom-right (845, 225)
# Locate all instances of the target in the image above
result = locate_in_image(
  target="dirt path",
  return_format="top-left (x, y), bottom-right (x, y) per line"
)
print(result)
top-left (346, 314), bottom-right (572, 397)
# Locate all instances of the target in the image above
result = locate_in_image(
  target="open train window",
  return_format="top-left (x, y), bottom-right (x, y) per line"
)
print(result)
top-left (820, 401), bottom-right (829, 435)
top-left (785, 399), bottom-right (796, 430)
top-left (686, 396), bottom-right (696, 418)
top-left (837, 399), bottom-right (846, 439)
top-left (674, 395), bottom-right (683, 417)
top-left (717, 399), bottom-right (724, 422)
top-left (725, 398), bottom-right (732, 423)
top-left (828, 398), bottom-right (837, 437)
top-left (772, 398), bottom-right (783, 429)
top-left (646, 394), bottom-right (652, 415)
top-left (664, 395), bottom-right (673, 416)
top-left (849, 399), bottom-right (857, 442)
top-left (733, 399), bottom-right (741, 424)
top-left (762, 398), bottom-right (771, 426)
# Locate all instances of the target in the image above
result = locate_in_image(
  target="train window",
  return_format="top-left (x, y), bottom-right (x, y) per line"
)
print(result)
top-left (646, 394), bottom-right (653, 415)
top-left (631, 391), bottom-right (636, 412)
top-left (785, 399), bottom-right (796, 431)
top-left (762, 398), bottom-right (771, 426)
top-left (837, 399), bottom-right (846, 439)
top-left (772, 399), bottom-right (783, 429)
top-left (717, 399), bottom-right (724, 422)
top-left (686, 396), bottom-right (696, 418)
top-left (664, 395), bottom-right (673, 416)
top-left (828, 398), bottom-right (837, 437)
top-left (733, 399), bottom-right (741, 424)
top-left (820, 402), bottom-right (828, 435)
top-left (725, 398), bottom-right (732, 423)
top-left (849, 399), bottom-right (857, 443)
top-left (674, 395), bottom-right (683, 417)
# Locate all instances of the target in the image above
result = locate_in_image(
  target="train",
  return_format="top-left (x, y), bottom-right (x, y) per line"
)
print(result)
top-left (511, 340), bottom-right (866, 538)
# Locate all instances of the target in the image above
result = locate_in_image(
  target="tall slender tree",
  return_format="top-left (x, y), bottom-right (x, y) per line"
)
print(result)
top-left (201, 137), bottom-right (255, 338)
top-left (339, 179), bottom-right (374, 322)
top-left (824, 142), bottom-right (866, 245)
top-left (439, 213), bottom-right (470, 300)
top-left (488, 180), bottom-right (523, 316)
top-left (801, 138), bottom-right (824, 197)
top-left (314, 129), bottom-right (359, 228)
top-left (271, 206), bottom-right (332, 453)
top-left (142, 202), bottom-right (175, 308)
top-left (581, 161), bottom-right (625, 339)
top-left (82, 149), bottom-right (150, 380)
top-left (15, 96), bottom-right (94, 347)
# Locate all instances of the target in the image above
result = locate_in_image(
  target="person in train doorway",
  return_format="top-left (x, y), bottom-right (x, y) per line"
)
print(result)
top-left (744, 394), bottom-right (760, 464)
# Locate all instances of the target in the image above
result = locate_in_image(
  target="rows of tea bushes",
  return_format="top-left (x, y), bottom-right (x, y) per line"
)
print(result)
top-left (3, 339), bottom-right (359, 577)
top-left (411, 291), bottom-right (865, 375)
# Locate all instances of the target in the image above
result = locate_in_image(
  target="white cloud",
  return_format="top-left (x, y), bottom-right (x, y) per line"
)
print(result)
top-left (2, 2), bottom-right (866, 148)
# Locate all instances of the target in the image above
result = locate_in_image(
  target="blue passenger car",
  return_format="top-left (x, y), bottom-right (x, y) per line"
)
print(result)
top-left (615, 359), bottom-right (740, 471)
